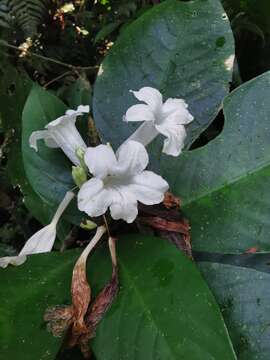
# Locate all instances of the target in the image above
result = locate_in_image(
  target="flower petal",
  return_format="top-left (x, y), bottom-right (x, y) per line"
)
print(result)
top-left (130, 170), bottom-right (169, 205)
top-left (29, 130), bottom-right (52, 151)
top-left (130, 87), bottom-right (163, 112)
top-left (156, 122), bottom-right (187, 156)
top-left (19, 223), bottom-right (57, 256)
top-left (126, 122), bottom-right (159, 147)
top-left (44, 137), bottom-right (58, 148)
top-left (109, 190), bottom-right (138, 223)
top-left (78, 178), bottom-right (113, 217)
top-left (0, 191), bottom-right (74, 268)
top-left (0, 255), bottom-right (27, 269)
top-left (115, 140), bottom-right (148, 176)
top-left (124, 104), bottom-right (155, 122)
top-left (84, 144), bottom-right (117, 178)
top-left (162, 98), bottom-right (194, 124)
top-left (46, 114), bottom-right (74, 128)
top-left (66, 105), bottom-right (90, 116)
top-left (22, 192), bottom-right (73, 254)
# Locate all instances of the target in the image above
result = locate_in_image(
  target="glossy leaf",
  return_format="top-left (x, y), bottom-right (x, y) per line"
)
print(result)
top-left (92, 234), bottom-right (236, 359)
top-left (0, 234), bottom-right (236, 359)
top-left (93, 0), bottom-right (234, 151)
top-left (164, 71), bottom-right (270, 253)
top-left (0, 250), bottom-right (79, 360)
top-left (199, 261), bottom-right (270, 359)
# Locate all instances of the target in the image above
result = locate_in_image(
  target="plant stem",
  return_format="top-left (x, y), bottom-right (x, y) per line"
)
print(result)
top-left (103, 215), bottom-right (111, 237)
top-left (0, 40), bottom-right (98, 72)
top-left (43, 70), bottom-right (72, 88)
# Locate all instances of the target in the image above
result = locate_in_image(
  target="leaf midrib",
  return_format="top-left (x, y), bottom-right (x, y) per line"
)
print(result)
top-left (119, 259), bottom-right (178, 359)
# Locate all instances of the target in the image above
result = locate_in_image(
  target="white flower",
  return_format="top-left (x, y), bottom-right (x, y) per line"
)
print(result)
top-left (0, 191), bottom-right (74, 268)
top-left (29, 105), bottom-right (89, 165)
top-left (77, 140), bottom-right (169, 223)
top-left (124, 87), bottom-right (194, 156)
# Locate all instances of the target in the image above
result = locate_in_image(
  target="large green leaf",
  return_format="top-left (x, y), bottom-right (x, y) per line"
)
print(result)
top-left (164, 71), bottom-right (270, 253)
top-left (0, 234), bottom-right (236, 359)
top-left (92, 235), bottom-right (236, 360)
top-left (223, 0), bottom-right (270, 34)
top-left (93, 0), bottom-right (234, 151)
top-left (0, 250), bottom-right (79, 360)
top-left (199, 261), bottom-right (270, 359)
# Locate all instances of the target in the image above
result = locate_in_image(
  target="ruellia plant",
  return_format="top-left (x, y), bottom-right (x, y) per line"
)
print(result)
top-left (2, 1), bottom-right (270, 359)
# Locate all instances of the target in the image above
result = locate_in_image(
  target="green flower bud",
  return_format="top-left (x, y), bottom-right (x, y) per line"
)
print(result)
top-left (80, 219), bottom-right (97, 231)
top-left (75, 147), bottom-right (88, 172)
top-left (72, 165), bottom-right (87, 188)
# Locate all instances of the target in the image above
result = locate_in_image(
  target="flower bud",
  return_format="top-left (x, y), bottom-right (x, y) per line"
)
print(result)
top-left (75, 147), bottom-right (88, 172)
top-left (72, 166), bottom-right (87, 188)
top-left (80, 219), bottom-right (97, 231)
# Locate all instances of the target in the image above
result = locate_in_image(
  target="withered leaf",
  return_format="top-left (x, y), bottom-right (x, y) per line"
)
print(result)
top-left (45, 226), bottom-right (106, 349)
top-left (138, 193), bottom-right (192, 258)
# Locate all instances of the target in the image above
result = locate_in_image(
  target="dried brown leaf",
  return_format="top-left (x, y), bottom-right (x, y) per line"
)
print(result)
top-left (44, 305), bottom-right (73, 338)
top-left (71, 259), bottom-right (91, 336)
top-left (163, 191), bottom-right (181, 209)
top-left (44, 226), bottom-right (106, 349)
top-left (138, 216), bottom-right (189, 234)
top-left (138, 193), bottom-right (192, 258)
top-left (79, 237), bottom-right (119, 358)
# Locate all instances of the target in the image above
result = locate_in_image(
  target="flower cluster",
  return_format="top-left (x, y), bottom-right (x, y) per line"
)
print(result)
top-left (0, 87), bottom-right (193, 267)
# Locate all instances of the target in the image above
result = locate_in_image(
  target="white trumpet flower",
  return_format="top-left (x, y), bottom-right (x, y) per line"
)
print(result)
top-left (0, 191), bottom-right (74, 268)
top-left (124, 87), bottom-right (194, 156)
top-left (78, 140), bottom-right (169, 223)
top-left (29, 105), bottom-right (89, 165)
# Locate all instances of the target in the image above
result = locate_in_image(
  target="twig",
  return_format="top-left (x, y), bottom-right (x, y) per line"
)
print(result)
top-left (43, 70), bottom-right (72, 88)
top-left (0, 40), bottom-right (99, 72)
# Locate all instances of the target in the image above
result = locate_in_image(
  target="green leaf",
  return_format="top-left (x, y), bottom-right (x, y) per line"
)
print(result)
top-left (0, 64), bottom-right (31, 133)
top-left (165, 70), bottom-right (270, 253)
top-left (228, 0), bottom-right (270, 35)
top-left (0, 234), bottom-right (236, 359)
top-left (92, 234), bottom-right (236, 359)
top-left (0, 64), bottom-right (52, 225)
top-left (0, 250), bottom-right (79, 360)
top-left (199, 261), bottom-right (270, 359)
top-left (21, 84), bottom-right (83, 225)
top-left (57, 77), bottom-right (92, 110)
top-left (93, 0), bottom-right (234, 151)
top-left (94, 21), bottom-right (122, 43)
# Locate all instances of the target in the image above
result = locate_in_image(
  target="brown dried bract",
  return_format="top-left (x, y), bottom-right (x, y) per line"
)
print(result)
top-left (138, 194), bottom-right (192, 259)
top-left (163, 191), bottom-right (181, 209)
top-left (79, 237), bottom-right (119, 358)
top-left (86, 237), bottom-right (118, 336)
top-left (44, 305), bottom-right (73, 338)
top-left (44, 226), bottom-right (106, 349)
top-left (139, 216), bottom-right (189, 235)
top-left (70, 257), bottom-right (91, 338)
top-left (45, 231), bottom-right (119, 359)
